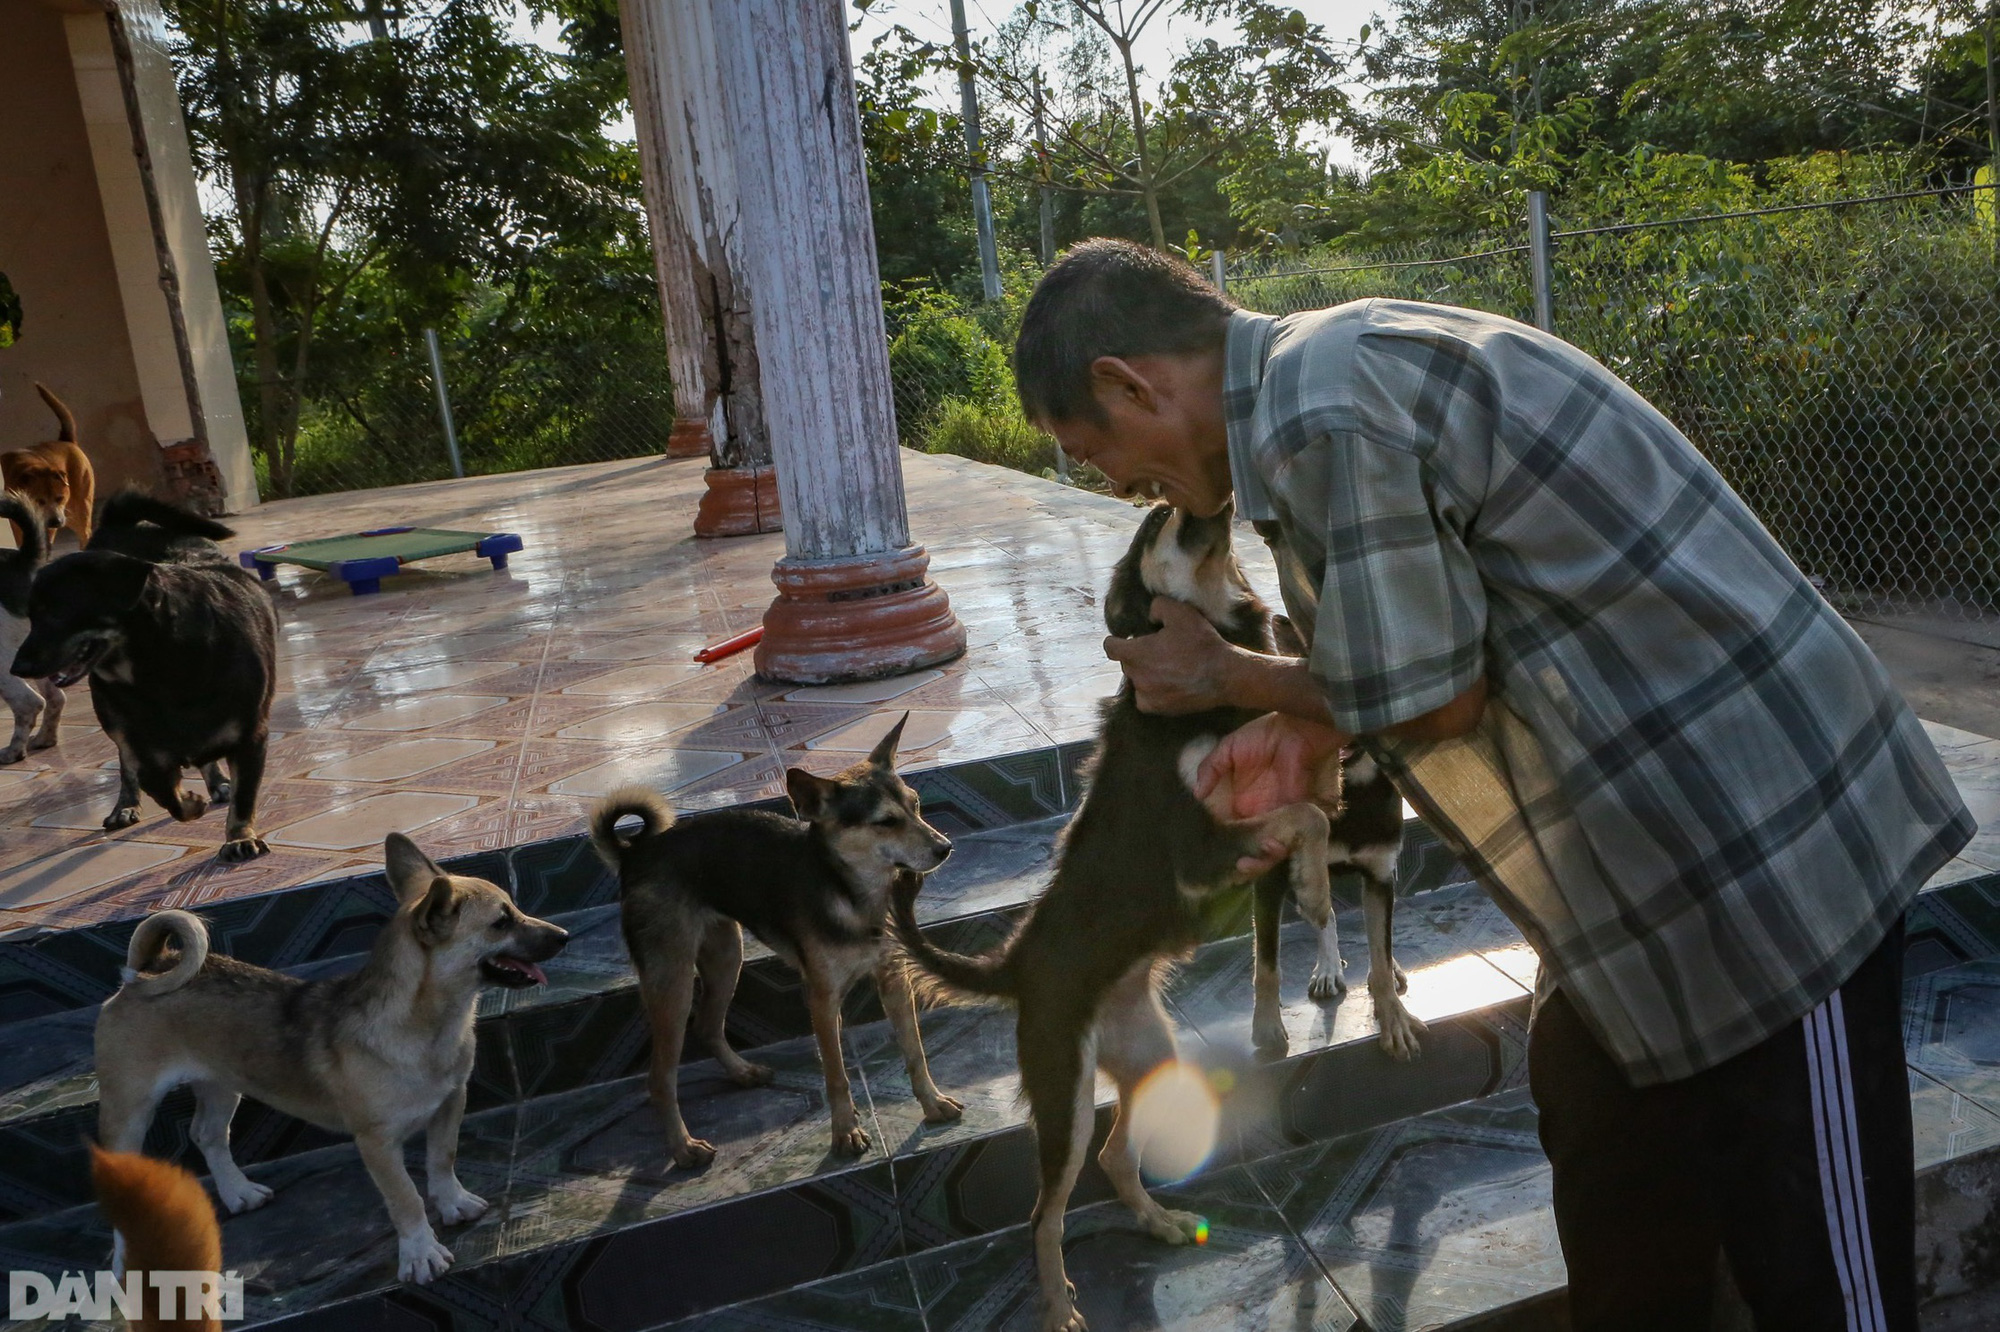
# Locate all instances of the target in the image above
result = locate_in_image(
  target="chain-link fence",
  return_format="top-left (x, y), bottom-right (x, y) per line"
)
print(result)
top-left (254, 330), bottom-right (677, 500)
top-left (1224, 185), bottom-right (2000, 621)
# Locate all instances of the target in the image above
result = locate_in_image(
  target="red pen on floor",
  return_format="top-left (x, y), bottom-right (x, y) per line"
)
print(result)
top-left (694, 626), bottom-right (763, 664)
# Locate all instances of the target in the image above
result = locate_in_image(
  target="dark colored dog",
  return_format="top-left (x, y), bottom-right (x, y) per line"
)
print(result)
top-left (1253, 614), bottom-right (1410, 1055)
top-left (11, 494), bottom-right (277, 861)
top-left (891, 503), bottom-right (1356, 1332)
top-left (1, 492), bottom-right (63, 763)
top-left (590, 717), bottom-right (964, 1168)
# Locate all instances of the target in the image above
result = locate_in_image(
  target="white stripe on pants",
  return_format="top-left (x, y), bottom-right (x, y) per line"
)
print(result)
top-left (1803, 990), bottom-right (1887, 1332)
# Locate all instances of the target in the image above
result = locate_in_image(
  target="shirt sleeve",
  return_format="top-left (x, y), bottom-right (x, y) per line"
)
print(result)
top-left (1308, 433), bottom-right (1487, 735)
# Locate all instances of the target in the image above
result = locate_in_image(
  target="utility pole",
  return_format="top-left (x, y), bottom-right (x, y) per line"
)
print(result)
top-left (1032, 69), bottom-right (1055, 265)
top-left (950, 0), bottom-right (1004, 300)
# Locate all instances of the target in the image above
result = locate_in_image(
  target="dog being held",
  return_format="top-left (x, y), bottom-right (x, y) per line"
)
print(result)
top-left (2, 384), bottom-right (95, 547)
top-left (590, 716), bottom-right (962, 1169)
top-left (891, 502), bottom-right (1418, 1332)
top-left (10, 493), bottom-right (276, 860)
top-left (0, 492), bottom-right (62, 764)
top-left (1250, 613), bottom-right (1413, 1058)
top-left (94, 833), bottom-right (568, 1284)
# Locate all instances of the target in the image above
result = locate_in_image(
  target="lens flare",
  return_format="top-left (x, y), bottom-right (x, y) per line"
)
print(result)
top-left (1128, 1060), bottom-right (1221, 1184)
top-left (1194, 1217), bottom-right (1211, 1245)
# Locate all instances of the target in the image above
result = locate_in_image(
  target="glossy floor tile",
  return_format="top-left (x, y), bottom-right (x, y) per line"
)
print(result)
top-left (2, 450), bottom-right (1996, 947)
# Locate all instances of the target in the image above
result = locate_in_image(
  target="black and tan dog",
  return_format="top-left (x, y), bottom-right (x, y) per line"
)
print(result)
top-left (10, 493), bottom-right (275, 860)
top-left (891, 503), bottom-right (1413, 1332)
top-left (590, 718), bottom-right (963, 1169)
top-left (94, 834), bottom-right (568, 1285)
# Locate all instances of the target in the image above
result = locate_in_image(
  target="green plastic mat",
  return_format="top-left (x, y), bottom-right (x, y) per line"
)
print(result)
top-left (253, 528), bottom-right (490, 571)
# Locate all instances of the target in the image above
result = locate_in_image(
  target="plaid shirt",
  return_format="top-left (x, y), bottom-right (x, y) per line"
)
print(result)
top-left (1226, 301), bottom-right (1972, 1084)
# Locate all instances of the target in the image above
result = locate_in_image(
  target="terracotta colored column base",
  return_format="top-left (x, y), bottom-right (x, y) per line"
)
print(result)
top-left (694, 466), bottom-right (783, 537)
top-left (755, 544), bottom-right (966, 685)
top-left (666, 419), bottom-right (713, 459)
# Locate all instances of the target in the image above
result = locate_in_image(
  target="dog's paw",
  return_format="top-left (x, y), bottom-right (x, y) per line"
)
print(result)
top-left (726, 1062), bottom-right (774, 1088)
top-left (1040, 1300), bottom-right (1089, 1332)
top-left (1375, 1000), bottom-right (1427, 1063)
top-left (1251, 1010), bottom-right (1289, 1055)
top-left (432, 1186), bottom-right (489, 1226)
top-left (0, 745), bottom-right (24, 766)
top-left (169, 790), bottom-right (209, 822)
top-left (1146, 1207), bottom-right (1207, 1246)
top-left (207, 779), bottom-right (233, 802)
top-left (103, 806), bottom-right (140, 830)
top-left (670, 1137), bottom-right (717, 1170)
top-left (396, 1229), bottom-right (455, 1285)
top-left (922, 1094), bottom-right (965, 1124)
top-left (218, 1179), bottom-right (274, 1214)
top-left (1306, 965), bottom-right (1348, 1000)
top-left (28, 730), bottom-right (58, 751)
top-left (830, 1124), bottom-right (871, 1157)
top-left (217, 836), bottom-right (271, 864)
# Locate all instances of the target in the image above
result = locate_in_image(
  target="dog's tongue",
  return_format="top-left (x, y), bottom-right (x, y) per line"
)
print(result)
top-left (496, 956), bottom-right (548, 985)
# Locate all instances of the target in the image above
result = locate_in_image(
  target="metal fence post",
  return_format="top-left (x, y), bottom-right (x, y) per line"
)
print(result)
top-left (1211, 248), bottom-right (1228, 293)
top-left (423, 328), bottom-right (465, 479)
top-left (1527, 191), bottom-right (1555, 334)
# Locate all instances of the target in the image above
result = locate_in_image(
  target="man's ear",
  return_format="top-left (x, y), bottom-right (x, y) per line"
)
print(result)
top-left (411, 876), bottom-right (460, 946)
top-left (1090, 355), bottom-right (1156, 414)
top-left (385, 832), bottom-right (445, 904)
top-left (785, 767), bottom-right (834, 820)
top-left (867, 712), bottom-right (910, 768)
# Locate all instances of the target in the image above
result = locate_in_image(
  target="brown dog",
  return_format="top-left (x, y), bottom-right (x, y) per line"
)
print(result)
top-left (3, 384), bottom-right (95, 547)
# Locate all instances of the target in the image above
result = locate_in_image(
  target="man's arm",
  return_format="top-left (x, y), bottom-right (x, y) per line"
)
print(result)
top-left (1105, 595), bottom-right (1488, 743)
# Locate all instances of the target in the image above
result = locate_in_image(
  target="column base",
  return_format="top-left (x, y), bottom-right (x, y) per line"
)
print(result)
top-left (666, 419), bottom-right (713, 459)
top-left (755, 545), bottom-right (966, 685)
top-left (694, 466), bottom-right (783, 537)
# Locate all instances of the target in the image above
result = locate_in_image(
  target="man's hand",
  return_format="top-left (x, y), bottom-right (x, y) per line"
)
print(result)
top-left (1102, 597), bottom-right (1241, 715)
top-left (1194, 712), bottom-right (1347, 874)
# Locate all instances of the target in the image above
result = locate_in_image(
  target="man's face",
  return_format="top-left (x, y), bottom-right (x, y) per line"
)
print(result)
top-left (1042, 353), bottom-right (1234, 518)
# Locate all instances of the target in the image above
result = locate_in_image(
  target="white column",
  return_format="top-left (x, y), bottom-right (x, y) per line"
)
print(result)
top-left (707, 0), bottom-right (962, 680)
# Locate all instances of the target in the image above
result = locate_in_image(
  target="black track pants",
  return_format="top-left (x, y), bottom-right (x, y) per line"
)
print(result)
top-left (1529, 921), bottom-right (1916, 1332)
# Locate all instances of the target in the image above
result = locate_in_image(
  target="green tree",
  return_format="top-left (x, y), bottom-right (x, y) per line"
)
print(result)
top-left (167, 0), bottom-right (633, 495)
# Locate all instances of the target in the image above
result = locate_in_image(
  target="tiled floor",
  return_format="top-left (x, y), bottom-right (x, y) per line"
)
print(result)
top-left (0, 453), bottom-right (1189, 937)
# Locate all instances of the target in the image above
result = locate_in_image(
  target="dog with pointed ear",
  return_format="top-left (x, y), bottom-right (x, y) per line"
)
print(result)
top-left (589, 708), bottom-right (961, 1168)
top-left (93, 834), bottom-right (569, 1288)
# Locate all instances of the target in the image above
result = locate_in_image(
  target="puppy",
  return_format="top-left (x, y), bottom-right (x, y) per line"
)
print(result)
top-left (1250, 614), bottom-right (1413, 1057)
top-left (589, 716), bottom-right (963, 1169)
top-left (890, 503), bottom-right (1355, 1332)
top-left (11, 493), bottom-right (276, 860)
top-left (90, 1143), bottom-right (223, 1332)
top-left (94, 834), bottom-right (569, 1284)
top-left (0, 492), bottom-right (62, 763)
top-left (2, 384), bottom-right (95, 546)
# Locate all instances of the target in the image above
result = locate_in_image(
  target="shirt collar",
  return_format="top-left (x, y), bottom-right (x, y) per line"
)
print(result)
top-left (1223, 309), bottom-right (1280, 522)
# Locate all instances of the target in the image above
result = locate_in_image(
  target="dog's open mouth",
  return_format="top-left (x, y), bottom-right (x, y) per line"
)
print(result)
top-left (480, 954), bottom-right (549, 988)
top-left (49, 642), bottom-right (109, 688)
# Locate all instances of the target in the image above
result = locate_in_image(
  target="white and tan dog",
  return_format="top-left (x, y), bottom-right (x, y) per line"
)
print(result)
top-left (94, 834), bottom-right (569, 1283)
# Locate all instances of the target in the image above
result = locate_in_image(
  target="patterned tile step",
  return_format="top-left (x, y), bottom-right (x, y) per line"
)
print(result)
top-left (632, 1063), bottom-right (2000, 1332)
top-left (0, 743), bottom-right (1483, 1024)
top-left (0, 915), bottom-right (1539, 1329)
top-left (0, 813), bottom-right (1070, 1223)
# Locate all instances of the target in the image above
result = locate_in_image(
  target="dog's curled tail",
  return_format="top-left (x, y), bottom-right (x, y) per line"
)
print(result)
top-left (889, 870), bottom-right (1017, 1002)
top-left (0, 492), bottom-right (47, 564)
top-left (590, 787), bottom-right (676, 866)
top-left (34, 383), bottom-right (76, 443)
top-left (99, 490), bottom-right (236, 542)
top-left (121, 910), bottom-right (209, 997)
top-left (89, 1143), bottom-right (223, 1332)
